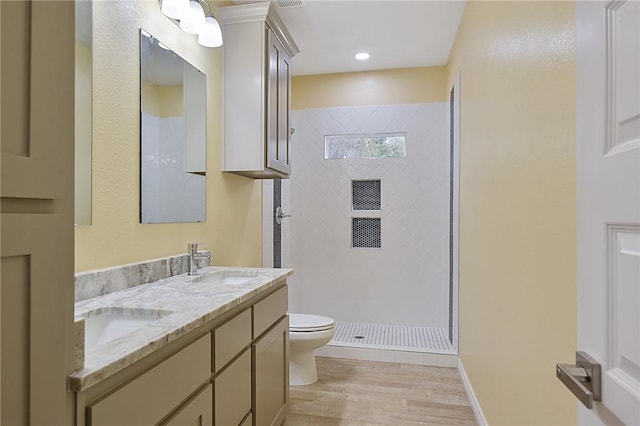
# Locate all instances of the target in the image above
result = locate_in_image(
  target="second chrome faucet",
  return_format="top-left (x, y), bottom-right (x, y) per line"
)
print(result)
top-left (187, 242), bottom-right (211, 275)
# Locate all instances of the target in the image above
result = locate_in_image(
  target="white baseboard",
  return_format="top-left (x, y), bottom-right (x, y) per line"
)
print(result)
top-left (317, 345), bottom-right (458, 367)
top-left (457, 358), bottom-right (488, 426)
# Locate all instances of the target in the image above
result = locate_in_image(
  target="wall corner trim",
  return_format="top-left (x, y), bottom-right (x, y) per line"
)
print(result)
top-left (458, 358), bottom-right (489, 426)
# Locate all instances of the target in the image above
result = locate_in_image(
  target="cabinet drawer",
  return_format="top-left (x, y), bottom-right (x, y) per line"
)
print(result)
top-left (160, 384), bottom-right (212, 426)
top-left (253, 286), bottom-right (287, 338)
top-left (88, 334), bottom-right (211, 426)
top-left (214, 349), bottom-right (251, 426)
top-left (214, 308), bottom-right (251, 372)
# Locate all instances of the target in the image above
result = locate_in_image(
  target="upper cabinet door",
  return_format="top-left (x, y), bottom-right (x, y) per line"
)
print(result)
top-left (266, 29), bottom-right (292, 176)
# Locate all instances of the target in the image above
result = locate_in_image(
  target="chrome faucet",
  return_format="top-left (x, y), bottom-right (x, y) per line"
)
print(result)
top-left (187, 242), bottom-right (211, 275)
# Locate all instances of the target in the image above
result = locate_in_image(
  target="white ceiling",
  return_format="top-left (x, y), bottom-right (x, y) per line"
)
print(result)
top-left (267, 0), bottom-right (467, 76)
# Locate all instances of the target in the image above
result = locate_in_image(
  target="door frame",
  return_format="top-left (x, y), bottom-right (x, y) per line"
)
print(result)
top-left (448, 71), bottom-right (462, 350)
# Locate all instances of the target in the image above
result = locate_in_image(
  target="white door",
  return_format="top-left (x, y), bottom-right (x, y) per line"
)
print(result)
top-left (576, 1), bottom-right (640, 424)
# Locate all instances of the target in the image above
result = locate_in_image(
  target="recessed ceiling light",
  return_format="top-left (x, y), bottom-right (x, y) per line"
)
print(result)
top-left (354, 52), bottom-right (370, 61)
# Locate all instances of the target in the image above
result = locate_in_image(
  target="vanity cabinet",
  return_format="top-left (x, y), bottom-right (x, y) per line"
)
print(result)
top-left (219, 2), bottom-right (298, 179)
top-left (74, 284), bottom-right (289, 426)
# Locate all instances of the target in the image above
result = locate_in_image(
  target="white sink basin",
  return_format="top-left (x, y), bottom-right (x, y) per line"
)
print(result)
top-left (189, 270), bottom-right (263, 286)
top-left (82, 308), bottom-right (172, 352)
top-left (221, 275), bottom-right (256, 285)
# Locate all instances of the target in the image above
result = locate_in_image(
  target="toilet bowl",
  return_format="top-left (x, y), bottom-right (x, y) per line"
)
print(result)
top-left (289, 313), bottom-right (335, 386)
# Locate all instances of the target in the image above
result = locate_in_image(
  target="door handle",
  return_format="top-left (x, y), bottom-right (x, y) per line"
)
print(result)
top-left (556, 351), bottom-right (601, 408)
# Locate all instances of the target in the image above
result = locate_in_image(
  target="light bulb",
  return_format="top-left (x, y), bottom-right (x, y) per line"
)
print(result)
top-left (161, 0), bottom-right (188, 20)
top-left (355, 52), bottom-right (370, 61)
top-left (198, 17), bottom-right (223, 47)
top-left (179, 0), bottom-right (205, 35)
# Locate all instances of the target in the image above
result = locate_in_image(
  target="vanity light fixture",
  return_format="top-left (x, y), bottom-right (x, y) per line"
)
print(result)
top-left (159, 0), bottom-right (223, 47)
top-left (179, 0), bottom-right (206, 34)
top-left (160, 0), bottom-right (188, 20)
top-left (198, 16), bottom-right (223, 47)
top-left (355, 52), bottom-right (370, 61)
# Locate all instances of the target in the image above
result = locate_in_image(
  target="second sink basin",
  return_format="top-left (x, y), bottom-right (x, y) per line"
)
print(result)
top-left (188, 270), bottom-right (264, 286)
top-left (82, 308), bottom-right (173, 352)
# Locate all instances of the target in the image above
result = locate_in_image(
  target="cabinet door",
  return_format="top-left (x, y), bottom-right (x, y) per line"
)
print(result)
top-left (162, 384), bottom-right (213, 426)
top-left (266, 29), bottom-right (291, 175)
top-left (253, 316), bottom-right (289, 426)
top-left (277, 39), bottom-right (292, 175)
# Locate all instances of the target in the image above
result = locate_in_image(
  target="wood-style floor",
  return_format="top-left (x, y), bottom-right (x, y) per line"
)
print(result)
top-left (284, 357), bottom-right (477, 426)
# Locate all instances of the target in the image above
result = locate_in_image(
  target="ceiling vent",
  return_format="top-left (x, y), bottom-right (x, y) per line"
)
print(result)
top-left (275, 0), bottom-right (304, 8)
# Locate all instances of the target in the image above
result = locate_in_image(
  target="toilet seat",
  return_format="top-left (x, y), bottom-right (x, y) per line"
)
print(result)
top-left (289, 313), bottom-right (334, 332)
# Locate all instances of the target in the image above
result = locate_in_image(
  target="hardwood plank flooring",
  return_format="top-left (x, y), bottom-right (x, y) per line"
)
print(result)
top-left (285, 357), bottom-right (477, 426)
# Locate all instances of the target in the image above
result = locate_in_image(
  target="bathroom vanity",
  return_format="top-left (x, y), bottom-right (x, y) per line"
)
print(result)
top-left (71, 266), bottom-right (292, 426)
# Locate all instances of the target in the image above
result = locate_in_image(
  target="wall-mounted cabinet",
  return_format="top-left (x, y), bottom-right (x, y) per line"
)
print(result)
top-left (219, 2), bottom-right (298, 179)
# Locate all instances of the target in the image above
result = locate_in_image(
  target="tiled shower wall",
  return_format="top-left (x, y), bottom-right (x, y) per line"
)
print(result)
top-left (288, 103), bottom-right (450, 328)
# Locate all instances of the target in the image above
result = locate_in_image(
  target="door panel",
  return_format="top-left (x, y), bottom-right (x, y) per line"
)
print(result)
top-left (1, 1), bottom-right (75, 424)
top-left (577, 1), bottom-right (640, 424)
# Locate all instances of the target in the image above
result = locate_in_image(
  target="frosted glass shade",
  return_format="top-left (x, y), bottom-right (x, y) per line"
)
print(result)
top-left (161, 0), bottom-right (188, 20)
top-left (198, 17), bottom-right (223, 47)
top-left (179, 0), bottom-right (205, 35)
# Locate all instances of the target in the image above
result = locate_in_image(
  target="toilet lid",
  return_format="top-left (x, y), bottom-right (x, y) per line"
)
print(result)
top-left (289, 313), bottom-right (334, 332)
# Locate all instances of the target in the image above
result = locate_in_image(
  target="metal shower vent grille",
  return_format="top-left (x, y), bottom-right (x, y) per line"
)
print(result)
top-left (352, 180), bottom-right (381, 211)
top-left (352, 217), bottom-right (381, 249)
top-left (275, 0), bottom-right (304, 8)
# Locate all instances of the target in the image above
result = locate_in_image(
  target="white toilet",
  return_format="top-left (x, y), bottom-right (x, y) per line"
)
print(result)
top-left (288, 313), bottom-right (335, 386)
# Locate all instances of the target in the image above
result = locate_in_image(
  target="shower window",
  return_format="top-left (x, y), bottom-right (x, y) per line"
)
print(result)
top-left (324, 133), bottom-right (407, 159)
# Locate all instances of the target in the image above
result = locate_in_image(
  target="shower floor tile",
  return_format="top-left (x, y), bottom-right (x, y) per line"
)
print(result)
top-left (329, 322), bottom-right (455, 354)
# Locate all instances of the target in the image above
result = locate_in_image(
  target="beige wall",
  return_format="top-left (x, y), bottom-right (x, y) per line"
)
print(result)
top-left (141, 81), bottom-right (183, 118)
top-left (446, 2), bottom-right (577, 424)
top-left (75, 0), bottom-right (262, 272)
top-left (75, 40), bottom-right (92, 226)
top-left (292, 66), bottom-right (447, 109)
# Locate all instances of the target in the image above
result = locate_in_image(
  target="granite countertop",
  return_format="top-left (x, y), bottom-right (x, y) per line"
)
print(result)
top-left (70, 266), bottom-right (293, 392)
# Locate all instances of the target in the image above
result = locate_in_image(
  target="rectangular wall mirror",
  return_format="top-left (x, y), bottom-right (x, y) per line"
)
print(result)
top-left (75, 0), bottom-right (92, 225)
top-left (140, 29), bottom-right (207, 224)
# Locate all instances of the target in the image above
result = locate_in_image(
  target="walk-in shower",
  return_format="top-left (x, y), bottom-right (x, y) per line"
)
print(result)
top-left (266, 99), bottom-right (459, 361)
